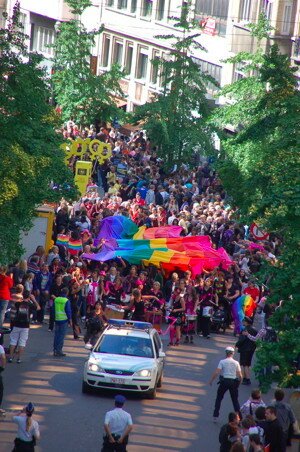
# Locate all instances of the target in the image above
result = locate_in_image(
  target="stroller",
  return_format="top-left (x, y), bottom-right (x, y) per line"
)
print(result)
top-left (211, 308), bottom-right (227, 334)
top-left (84, 316), bottom-right (105, 346)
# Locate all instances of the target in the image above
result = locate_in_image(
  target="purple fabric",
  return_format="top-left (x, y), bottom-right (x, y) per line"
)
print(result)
top-left (94, 216), bottom-right (139, 247)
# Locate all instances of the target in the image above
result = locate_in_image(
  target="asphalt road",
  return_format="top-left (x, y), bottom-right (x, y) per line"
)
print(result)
top-left (0, 322), bottom-right (272, 452)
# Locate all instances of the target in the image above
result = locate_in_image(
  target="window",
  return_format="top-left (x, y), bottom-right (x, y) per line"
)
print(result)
top-left (239, 0), bottom-right (252, 21)
top-left (117, 0), bottom-right (127, 9)
top-left (281, 2), bottom-right (293, 35)
top-left (141, 0), bottom-right (152, 17)
top-left (156, 0), bottom-right (165, 20)
top-left (125, 44), bottom-right (133, 74)
top-left (102, 35), bottom-right (111, 67)
top-left (131, 0), bottom-right (137, 13)
top-left (193, 57), bottom-right (222, 92)
top-left (112, 41), bottom-right (123, 66)
top-left (233, 62), bottom-right (245, 82)
top-left (150, 51), bottom-right (160, 84)
top-left (293, 37), bottom-right (300, 59)
top-left (33, 26), bottom-right (55, 56)
top-left (194, 0), bottom-right (229, 36)
top-left (136, 47), bottom-right (148, 80)
top-left (106, 0), bottom-right (114, 6)
top-left (260, 0), bottom-right (273, 20)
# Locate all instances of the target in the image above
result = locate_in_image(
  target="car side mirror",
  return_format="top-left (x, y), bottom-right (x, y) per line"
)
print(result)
top-left (159, 351), bottom-right (166, 359)
top-left (85, 343), bottom-right (92, 350)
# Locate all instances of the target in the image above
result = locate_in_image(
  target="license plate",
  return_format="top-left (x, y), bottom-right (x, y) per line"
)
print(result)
top-left (111, 378), bottom-right (125, 384)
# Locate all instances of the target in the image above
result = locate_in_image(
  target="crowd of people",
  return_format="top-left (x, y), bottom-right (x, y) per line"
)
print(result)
top-left (218, 387), bottom-right (298, 452)
top-left (0, 122), bottom-right (295, 451)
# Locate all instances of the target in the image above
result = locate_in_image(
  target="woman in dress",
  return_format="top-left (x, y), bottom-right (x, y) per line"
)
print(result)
top-left (183, 286), bottom-right (198, 344)
top-left (145, 281), bottom-right (165, 330)
top-left (168, 287), bottom-right (186, 346)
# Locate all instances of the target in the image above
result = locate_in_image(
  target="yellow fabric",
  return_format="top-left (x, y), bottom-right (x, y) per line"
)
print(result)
top-left (143, 249), bottom-right (175, 266)
top-left (133, 226), bottom-right (146, 240)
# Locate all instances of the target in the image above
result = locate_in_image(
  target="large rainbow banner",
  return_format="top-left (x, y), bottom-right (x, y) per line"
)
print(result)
top-left (84, 218), bottom-right (232, 275)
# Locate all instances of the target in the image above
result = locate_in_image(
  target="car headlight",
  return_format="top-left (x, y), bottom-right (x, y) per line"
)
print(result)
top-left (88, 362), bottom-right (102, 372)
top-left (135, 369), bottom-right (152, 377)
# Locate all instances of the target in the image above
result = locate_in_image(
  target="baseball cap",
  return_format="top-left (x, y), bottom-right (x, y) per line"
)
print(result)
top-left (225, 346), bottom-right (235, 353)
top-left (115, 395), bottom-right (126, 404)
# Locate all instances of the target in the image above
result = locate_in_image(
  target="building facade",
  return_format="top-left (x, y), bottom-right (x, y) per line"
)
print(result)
top-left (0, 0), bottom-right (75, 72)
top-left (97, 0), bottom-right (299, 110)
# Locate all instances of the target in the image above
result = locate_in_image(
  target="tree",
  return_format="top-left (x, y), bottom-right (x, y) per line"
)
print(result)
top-left (0, 2), bottom-right (76, 264)
top-left (132, 3), bottom-right (216, 166)
top-left (52, 0), bottom-right (124, 126)
top-left (211, 15), bottom-right (300, 390)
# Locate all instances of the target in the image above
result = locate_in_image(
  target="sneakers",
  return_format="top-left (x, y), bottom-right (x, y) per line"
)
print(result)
top-left (17, 359), bottom-right (21, 364)
top-left (54, 352), bottom-right (66, 357)
top-left (8, 357), bottom-right (13, 363)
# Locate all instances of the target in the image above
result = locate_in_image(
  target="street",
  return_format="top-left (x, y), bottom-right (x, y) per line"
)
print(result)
top-left (0, 323), bottom-right (272, 452)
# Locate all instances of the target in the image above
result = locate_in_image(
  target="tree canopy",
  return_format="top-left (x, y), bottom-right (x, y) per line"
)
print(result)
top-left (132, 3), bottom-right (216, 166)
top-left (52, 0), bottom-right (124, 126)
top-left (211, 16), bottom-right (300, 390)
top-left (0, 2), bottom-right (76, 263)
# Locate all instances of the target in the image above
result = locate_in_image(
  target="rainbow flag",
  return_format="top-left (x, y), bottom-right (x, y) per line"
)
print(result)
top-left (83, 236), bottom-right (232, 275)
top-left (56, 234), bottom-right (69, 247)
top-left (232, 295), bottom-right (256, 333)
top-left (68, 239), bottom-right (82, 255)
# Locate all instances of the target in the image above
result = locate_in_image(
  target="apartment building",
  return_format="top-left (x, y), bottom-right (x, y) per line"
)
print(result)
top-left (97, 0), bottom-right (299, 110)
top-left (0, 0), bottom-right (74, 72)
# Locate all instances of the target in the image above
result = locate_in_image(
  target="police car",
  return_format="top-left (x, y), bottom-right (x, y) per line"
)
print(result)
top-left (82, 319), bottom-right (165, 398)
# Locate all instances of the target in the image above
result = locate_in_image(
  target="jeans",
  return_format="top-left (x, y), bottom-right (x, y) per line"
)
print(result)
top-left (0, 300), bottom-right (9, 327)
top-left (213, 378), bottom-right (240, 417)
top-left (53, 322), bottom-right (68, 353)
top-left (36, 292), bottom-right (49, 323)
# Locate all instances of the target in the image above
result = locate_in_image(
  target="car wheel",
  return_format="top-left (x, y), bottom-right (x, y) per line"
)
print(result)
top-left (82, 380), bottom-right (92, 394)
top-left (146, 385), bottom-right (157, 399)
top-left (157, 372), bottom-right (163, 388)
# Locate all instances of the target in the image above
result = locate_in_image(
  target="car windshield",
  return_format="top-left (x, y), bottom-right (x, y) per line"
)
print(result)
top-left (95, 334), bottom-right (154, 358)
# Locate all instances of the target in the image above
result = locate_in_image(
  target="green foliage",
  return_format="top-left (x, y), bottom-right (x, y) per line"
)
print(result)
top-left (52, 0), bottom-right (124, 126)
top-left (211, 22), bottom-right (300, 389)
top-left (132, 3), bottom-right (215, 166)
top-left (0, 2), bottom-right (76, 264)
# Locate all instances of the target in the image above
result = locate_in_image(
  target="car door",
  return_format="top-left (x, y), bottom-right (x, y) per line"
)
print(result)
top-left (153, 332), bottom-right (164, 376)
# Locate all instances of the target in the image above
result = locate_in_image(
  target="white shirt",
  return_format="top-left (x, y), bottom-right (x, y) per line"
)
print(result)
top-left (13, 416), bottom-right (40, 442)
top-left (217, 357), bottom-right (241, 379)
top-left (104, 408), bottom-right (133, 436)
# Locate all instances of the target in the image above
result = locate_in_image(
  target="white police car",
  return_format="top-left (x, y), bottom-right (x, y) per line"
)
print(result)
top-left (82, 319), bottom-right (165, 398)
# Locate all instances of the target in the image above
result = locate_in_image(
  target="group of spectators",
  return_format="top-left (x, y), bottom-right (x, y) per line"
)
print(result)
top-left (0, 122), bottom-right (291, 451)
top-left (219, 388), bottom-right (297, 452)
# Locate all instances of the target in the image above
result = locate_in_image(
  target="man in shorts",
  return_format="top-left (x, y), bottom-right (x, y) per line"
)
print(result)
top-left (8, 290), bottom-right (40, 364)
top-left (236, 317), bottom-right (257, 385)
